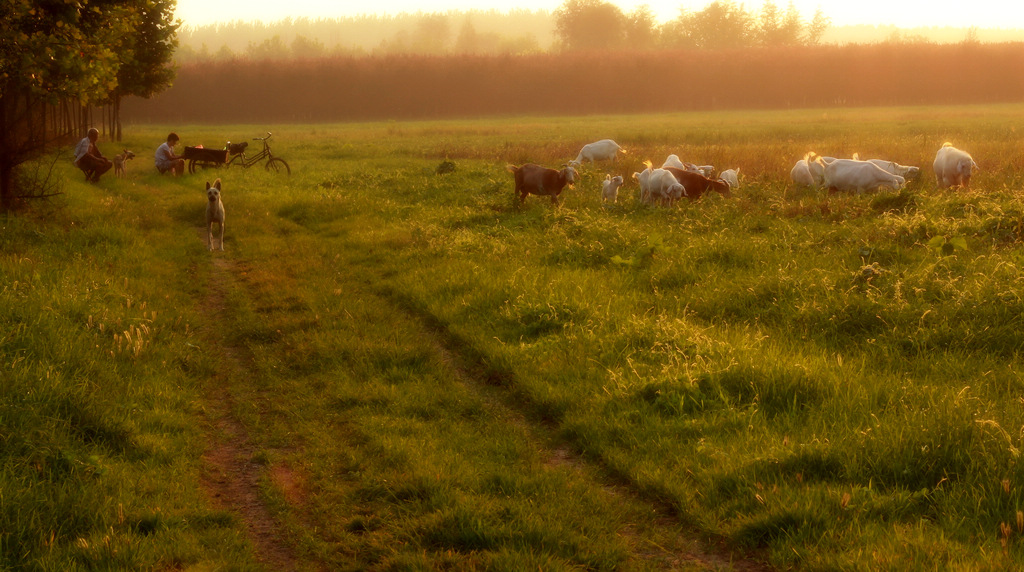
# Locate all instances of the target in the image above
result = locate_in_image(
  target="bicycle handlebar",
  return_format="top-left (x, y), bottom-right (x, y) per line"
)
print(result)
top-left (253, 132), bottom-right (273, 141)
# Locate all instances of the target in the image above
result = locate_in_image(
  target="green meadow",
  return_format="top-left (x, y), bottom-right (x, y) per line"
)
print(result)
top-left (5, 105), bottom-right (1024, 570)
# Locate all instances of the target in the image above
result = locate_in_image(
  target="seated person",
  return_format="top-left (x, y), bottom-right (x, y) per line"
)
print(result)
top-left (155, 132), bottom-right (185, 176)
top-left (73, 128), bottom-right (113, 182)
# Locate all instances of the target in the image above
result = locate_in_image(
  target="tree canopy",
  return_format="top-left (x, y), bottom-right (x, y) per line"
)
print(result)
top-left (0, 0), bottom-right (177, 209)
top-left (554, 0), bottom-right (832, 51)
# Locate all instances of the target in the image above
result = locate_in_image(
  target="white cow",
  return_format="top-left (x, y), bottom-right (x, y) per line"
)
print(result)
top-left (866, 159), bottom-right (921, 181)
top-left (823, 159), bottom-right (905, 194)
top-left (569, 139), bottom-right (626, 168)
top-left (933, 143), bottom-right (978, 189)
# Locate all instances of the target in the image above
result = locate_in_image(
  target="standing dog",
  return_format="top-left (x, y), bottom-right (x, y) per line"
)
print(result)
top-left (205, 179), bottom-right (226, 251)
top-left (113, 149), bottom-right (135, 178)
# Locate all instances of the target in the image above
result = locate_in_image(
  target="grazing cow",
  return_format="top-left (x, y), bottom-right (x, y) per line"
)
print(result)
top-left (569, 139), bottom-right (626, 168)
top-left (933, 143), bottom-right (978, 189)
top-left (507, 163), bottom-right (578, 205)
top-left (602, 174), bottom-right (624, 203)
top-left (822, 158), bottom-right (905, 194)
top-left (663, 167), bottom-right (732, 201)
top-left (866, 159), bottom-right (921, 181)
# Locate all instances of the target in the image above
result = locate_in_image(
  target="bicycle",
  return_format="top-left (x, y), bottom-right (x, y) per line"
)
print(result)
top-left (226, 132), bottom-right (290, 175)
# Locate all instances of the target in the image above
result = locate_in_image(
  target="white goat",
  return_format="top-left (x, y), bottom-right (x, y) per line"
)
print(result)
top-left (602, 174), bottom-right (624, 203)
top-left (633, 160), bottom-right (655, 203)
top-left (662, 154), bottom-right (685, 169)
top-left (790, 152), bottom-right (827, 187)
top-left (647, 168), bottom-right (685, 206)
top-left (719, 168), bottom-right (740, 190)
top-left (569, 139), bottom-right (626, 168)
top-left (933, 143), bottom-right (978, 189)
top-left (822, 158), bottom-right (905, 194)
top-left (866, 159), bottom-right (921, 181)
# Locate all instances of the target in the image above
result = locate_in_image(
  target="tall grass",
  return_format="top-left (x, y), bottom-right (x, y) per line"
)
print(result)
top-left (0, 166), bottom-right (258, 568)
top-left (6, 106), bottom-right (1024, 569)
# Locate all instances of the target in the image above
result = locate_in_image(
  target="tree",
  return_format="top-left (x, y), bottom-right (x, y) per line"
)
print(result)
top-left (247, 35), bottom-right (289, 60)
top-left (1, 0), bottom-right (119, 208)
top-left (455, 17), bottom-right (481, 54)
top-left (0, 0), bottom-right (178, 209)
top-left (805, 8), bottom-right (831, 45)
top-left (554, 0), bottom-right (626, 52)
top-left (624, 5), bottom-right (659, 50)
top-left (758, 1), bottom-right (805, 47)
top-left (292, 35), bottom-right (326, 59)
top-left (112, 0), bottom-right (178, 141)
top-left (665, 1), bottom-right (756, 50)
top-left (412, 14), bottom-right (452, 54)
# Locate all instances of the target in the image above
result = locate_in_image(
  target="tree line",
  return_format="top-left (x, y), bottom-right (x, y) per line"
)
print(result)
top-left (1, 0), bottom-right (177, 209)
top-left (175, 0), bottom-right (831, 63)
top-left (124, 42), bottom-right (1024, 125)
top-left (554, 0), bottom-right (829, 51)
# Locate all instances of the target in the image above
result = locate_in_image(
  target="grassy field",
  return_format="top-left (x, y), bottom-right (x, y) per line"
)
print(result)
top-left (5, 104), bottom-right (1024, 570)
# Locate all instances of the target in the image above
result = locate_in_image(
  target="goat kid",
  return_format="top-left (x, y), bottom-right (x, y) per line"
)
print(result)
top-left (602, 174), bottom-right (624, 203)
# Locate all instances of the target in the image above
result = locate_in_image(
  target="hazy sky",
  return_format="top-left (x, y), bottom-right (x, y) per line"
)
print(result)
top-left (175, 0), bottom-right (1024, 29)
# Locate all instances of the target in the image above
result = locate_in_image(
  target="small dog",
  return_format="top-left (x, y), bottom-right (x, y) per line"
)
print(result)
top-left (113, 149), bottom-right (135, 178)
top-left (205, 179), bottom-right (226, 251)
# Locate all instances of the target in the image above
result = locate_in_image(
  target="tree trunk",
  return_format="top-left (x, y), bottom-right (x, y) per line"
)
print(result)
top-left (0, 161), bottom-right (14, 211)
top-left (115, 95), bottom-right (122, 142)
top-left (0, 93), bottom-right (11, 210)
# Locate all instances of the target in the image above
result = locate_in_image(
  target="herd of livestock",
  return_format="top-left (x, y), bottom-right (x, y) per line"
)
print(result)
top-left (506, 138), bottom-right (979, 205)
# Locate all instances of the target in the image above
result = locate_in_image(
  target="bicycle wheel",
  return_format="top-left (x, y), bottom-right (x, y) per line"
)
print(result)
top-left (188, 159), bottom-right (218, 174)
top-left (227, 154), bottom-right (245, 169)
top-left (266, 157), bottom-right (290, 175)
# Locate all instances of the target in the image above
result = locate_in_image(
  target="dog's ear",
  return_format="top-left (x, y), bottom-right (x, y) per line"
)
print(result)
top-left (206, 181), bottom-right (212, 190)
top-left (214, 178), bottom-right (222, 190)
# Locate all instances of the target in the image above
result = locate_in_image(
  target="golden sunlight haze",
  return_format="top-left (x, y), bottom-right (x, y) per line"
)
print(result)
top-left (175, 0), bottom-right (1024, 29)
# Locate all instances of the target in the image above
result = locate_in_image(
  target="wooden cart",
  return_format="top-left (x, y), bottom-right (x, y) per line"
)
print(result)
top-left (181, 146), bottom-right (229, 175)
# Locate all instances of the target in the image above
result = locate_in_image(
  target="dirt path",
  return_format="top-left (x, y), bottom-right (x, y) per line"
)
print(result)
top-left (197, 253), bottom-right (299, 571)
top-left (191, 233), bottom-right (768, 571)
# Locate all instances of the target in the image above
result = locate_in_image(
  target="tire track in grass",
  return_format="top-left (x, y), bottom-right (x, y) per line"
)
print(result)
top-left (196, 251), bottom-right (300, 572)
top-left (188, 225), bottom-right (766, 570)
top-left (378, 286), bottom-right (771, 572)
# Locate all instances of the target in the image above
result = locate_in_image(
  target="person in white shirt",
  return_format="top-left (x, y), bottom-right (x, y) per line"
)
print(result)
top-left (73, 128), bottom-right (112, 182)
top-left (155, 132), bottom-right (185, 176)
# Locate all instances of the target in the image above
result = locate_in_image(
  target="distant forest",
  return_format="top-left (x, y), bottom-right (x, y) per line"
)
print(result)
top-left (174, 4), bottom-right (1019, 63)
top-left (123, 2), bottom-right (1024, 124)
top-left (125, 43), bottom-right (1024, 124)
